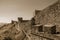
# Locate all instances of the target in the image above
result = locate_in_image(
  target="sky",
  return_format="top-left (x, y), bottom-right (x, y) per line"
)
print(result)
top-left (0, 0), bottom-right (58, 23)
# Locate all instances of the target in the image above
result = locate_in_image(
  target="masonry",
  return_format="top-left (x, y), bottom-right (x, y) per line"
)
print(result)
top-left (34, 0), bottom-right (60, 32)
top-left (0, 0), bottom-right (60, 40)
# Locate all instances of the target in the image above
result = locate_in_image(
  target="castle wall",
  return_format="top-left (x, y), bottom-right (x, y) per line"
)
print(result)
top-left (34, 1), bottom-right (59, 25)
top-left (34, 1), bottom-right (60, 32)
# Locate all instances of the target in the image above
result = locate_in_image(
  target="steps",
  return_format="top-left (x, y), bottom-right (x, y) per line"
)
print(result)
top-left (31, 33), bottom-right (60, 40)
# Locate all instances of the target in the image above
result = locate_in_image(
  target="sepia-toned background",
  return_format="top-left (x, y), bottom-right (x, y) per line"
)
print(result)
top-left (0, 0), bottom-right (57, 23)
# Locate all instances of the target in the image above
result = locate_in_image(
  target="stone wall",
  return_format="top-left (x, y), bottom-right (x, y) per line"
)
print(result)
top-left (0, 0), bottom-right (60, 40)
top-left (0, 17), bottom-right (32, 40)
top-left (34, 1), bottom-right (59, 25)
top-left (34, 0), bottom-right (60, 32)
top-left (18, 17), bottom-right (31, 33)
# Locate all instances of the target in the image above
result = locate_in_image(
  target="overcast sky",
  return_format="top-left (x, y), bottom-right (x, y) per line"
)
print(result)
top-left (0, 0), bottom-right (57, 23)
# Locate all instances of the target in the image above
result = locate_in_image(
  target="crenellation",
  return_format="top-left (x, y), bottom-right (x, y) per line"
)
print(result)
top-left (0, 0), bottom-right (60, 40)
top-left (18, 17), bottom-right (23, 23)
